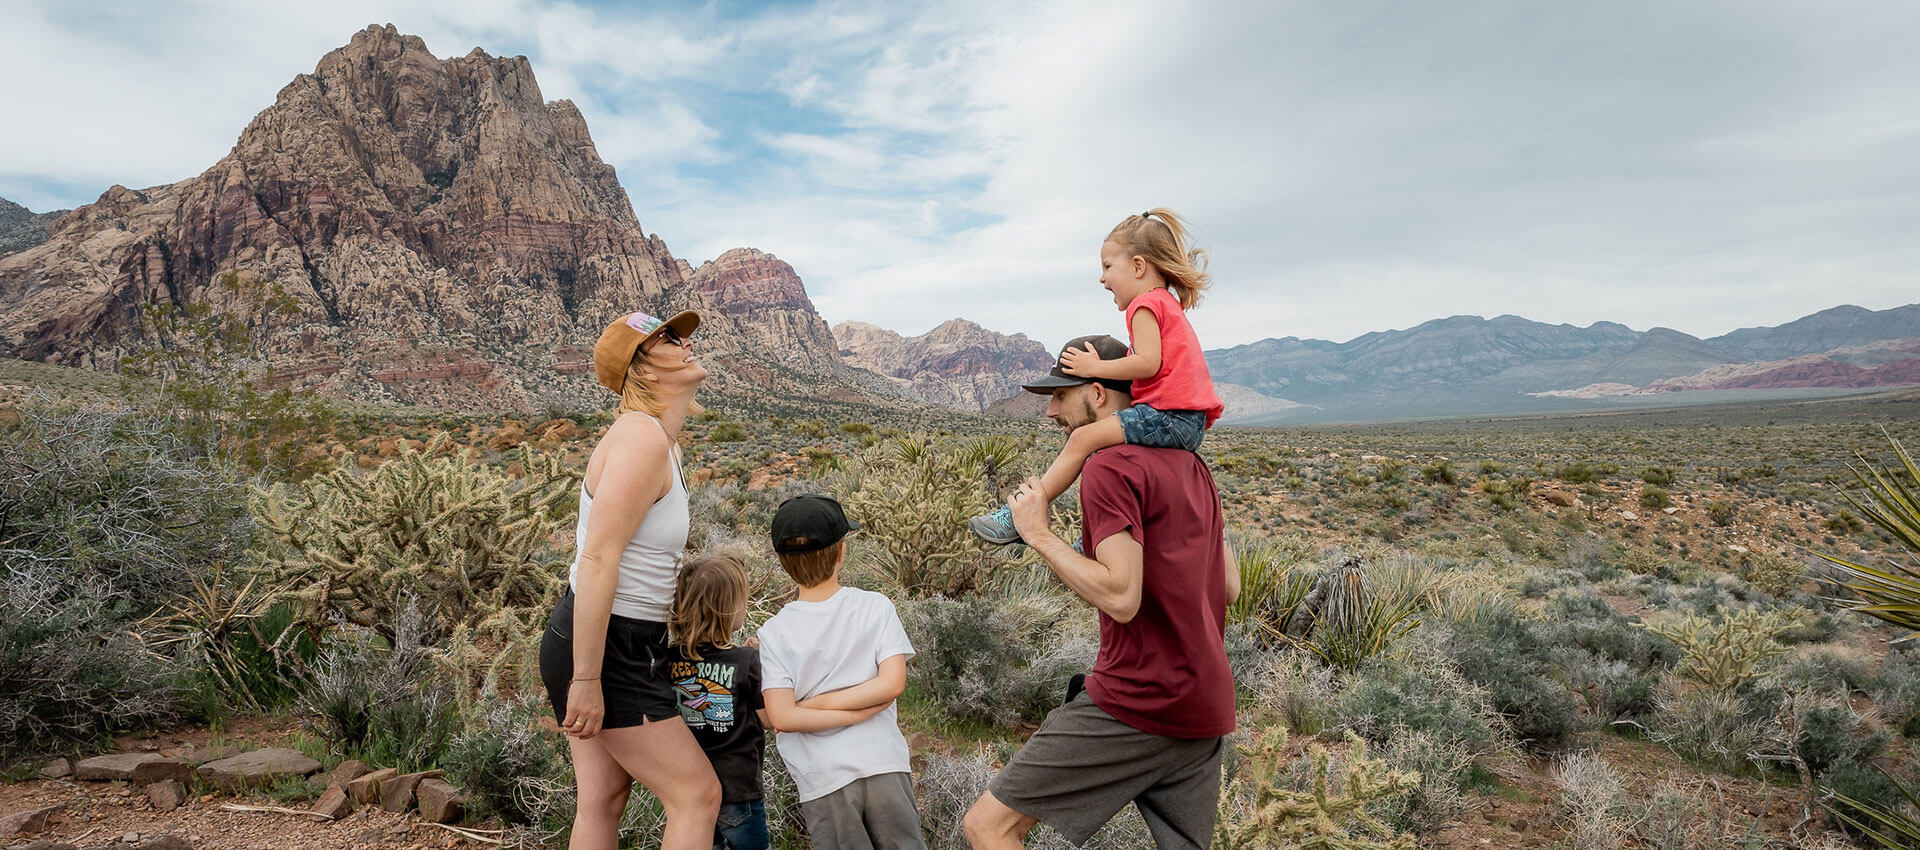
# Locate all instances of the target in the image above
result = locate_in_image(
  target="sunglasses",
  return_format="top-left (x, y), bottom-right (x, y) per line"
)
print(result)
top-left (658, 327), bottom-right (693, 347)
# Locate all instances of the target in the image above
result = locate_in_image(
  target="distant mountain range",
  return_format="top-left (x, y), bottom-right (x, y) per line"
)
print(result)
top-left (2, 25), bottom-right (1912, 425)
top-left (1204, 305), bottom-right (1920, 424)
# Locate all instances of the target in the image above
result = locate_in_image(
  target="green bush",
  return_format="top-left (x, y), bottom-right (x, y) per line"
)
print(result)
top-left (1442, 609), bottom-right (1585, 750)
top-left (1640, 467), bottom-right (1676, 487)
top-left (1638, 486), bottom-right (1672, 510)
top-left (300, 610), bottom-right (460, 771)
top-left (0, 577), bottom-right (184, 757)
top-left (1705, 501), bottom-right (1738, 527)
top-left (1335, 651), bottom-right (1510, 758)
top-left (444, 691), bottom-right (571, 826)
top-left (1795, 699), bottom-right (1890, 775)
top-left (899, 593), bottom-right (1095, 726)
top-left (1870, 649), bottom-right (1920, 736)
top-left (1823, 761), bottom-right (1918, 840)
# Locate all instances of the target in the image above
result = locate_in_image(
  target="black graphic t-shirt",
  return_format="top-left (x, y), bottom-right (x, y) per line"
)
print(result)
top-left (667, 644), bottom-right (764, 802)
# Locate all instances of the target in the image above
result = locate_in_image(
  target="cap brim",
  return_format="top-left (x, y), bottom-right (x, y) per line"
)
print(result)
top-left (642, 310), bottom-right (702, 346)
top-left (1021, 374), bottom-right (1088, 393)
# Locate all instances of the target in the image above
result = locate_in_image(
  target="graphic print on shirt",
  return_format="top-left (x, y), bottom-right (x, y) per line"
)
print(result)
top-left (669, 659), bottom-right (738, 732)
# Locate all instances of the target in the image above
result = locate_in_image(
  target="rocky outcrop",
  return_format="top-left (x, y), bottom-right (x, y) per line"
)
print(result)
top-left (691, 249), bottom-right (837, 375)
top-left (834, 318), bottom-right (1054, 412)
top-left (0, 25), bottom-right (855, 412)
top-left (0, 197), bottom-right (66, 257)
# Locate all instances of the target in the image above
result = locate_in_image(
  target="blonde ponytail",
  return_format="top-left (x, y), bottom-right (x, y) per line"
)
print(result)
top-left (1107, 208), bottom-right (1211, 309)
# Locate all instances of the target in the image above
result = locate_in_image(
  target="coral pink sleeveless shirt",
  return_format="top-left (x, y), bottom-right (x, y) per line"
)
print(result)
top-left (1126, 288), bottom-right (1224, 427)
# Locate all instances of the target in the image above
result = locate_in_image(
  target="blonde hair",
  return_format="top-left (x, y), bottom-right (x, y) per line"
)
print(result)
top-left (615, 340), bottom-right (703, 417)
top-left (775, 540), bottom-right (843, 588)
top-left (670, 554), bottom-right (749, 661)
top-left (1107, 208), bottom-right (1211, 310)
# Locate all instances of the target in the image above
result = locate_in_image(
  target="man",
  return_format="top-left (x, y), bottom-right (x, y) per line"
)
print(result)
top-left (964, 334), bottom-right (1238, 850)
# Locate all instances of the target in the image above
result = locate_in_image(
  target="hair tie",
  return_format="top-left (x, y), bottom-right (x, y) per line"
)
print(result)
top-left (1141, 210), bottom-right (1153, 220)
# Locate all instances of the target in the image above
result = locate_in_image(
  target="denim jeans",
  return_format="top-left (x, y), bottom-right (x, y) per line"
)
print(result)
top-left (715, 799), bottom-right (769, 850)
top-left (1116, 404), bottom-right (1206, 452)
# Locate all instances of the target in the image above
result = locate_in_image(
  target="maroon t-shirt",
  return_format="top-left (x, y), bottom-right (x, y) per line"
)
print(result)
top-left (1079, 444), bottom-right (1234, 738)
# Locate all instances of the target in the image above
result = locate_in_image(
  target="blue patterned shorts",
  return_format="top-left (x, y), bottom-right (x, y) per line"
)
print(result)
top-left (1116, 404), bottom-right (1206, 452)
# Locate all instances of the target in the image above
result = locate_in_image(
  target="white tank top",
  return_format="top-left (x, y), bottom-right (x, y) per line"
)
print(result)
top-left (567, 415), bottom-right (688, 621)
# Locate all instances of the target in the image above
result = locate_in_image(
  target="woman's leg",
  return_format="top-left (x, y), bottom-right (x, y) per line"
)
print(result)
top-left (596, 717), bottom-right (723, 850)
top-left (568, 735), bottom-right (634, 850)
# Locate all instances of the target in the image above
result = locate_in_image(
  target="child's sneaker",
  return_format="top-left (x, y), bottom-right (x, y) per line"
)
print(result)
top-left (968, 505), bottom-right (1022, 545)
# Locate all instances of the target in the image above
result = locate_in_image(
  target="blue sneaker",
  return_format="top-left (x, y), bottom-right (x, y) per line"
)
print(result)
top-left (969, 504), bottom-right (1022, 545)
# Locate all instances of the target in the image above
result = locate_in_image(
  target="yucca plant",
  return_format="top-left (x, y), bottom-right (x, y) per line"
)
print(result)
top-left (1226, 534), bottom-right (1316, 640)
top-left (1814, 433), bottom-right (1920, 839)
top-left (1829, 766), bottom-right (1920, 849)
top-left (1305, 558), bottom-right (1426, 671)
top-left (1817, 433), bottom-right (1920, 642)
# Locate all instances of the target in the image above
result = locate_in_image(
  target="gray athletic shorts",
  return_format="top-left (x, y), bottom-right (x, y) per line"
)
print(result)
top-left (799, 771), bottom-right (927, 850)
top-left (988, 693), bottom-right (1225, 848)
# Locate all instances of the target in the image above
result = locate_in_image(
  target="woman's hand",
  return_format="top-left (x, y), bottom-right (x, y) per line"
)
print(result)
top-left (562, 679), bottom-right (606, 739)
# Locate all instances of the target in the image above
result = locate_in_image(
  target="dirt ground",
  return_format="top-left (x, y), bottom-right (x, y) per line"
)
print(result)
top-left (1, 720), bottom-right (488, 850)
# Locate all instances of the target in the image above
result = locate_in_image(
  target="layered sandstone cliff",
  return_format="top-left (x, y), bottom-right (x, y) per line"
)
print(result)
top-left (833, 318), bottom-right (1054, 412)
top-left (0, 25), bottom-right (840, 412)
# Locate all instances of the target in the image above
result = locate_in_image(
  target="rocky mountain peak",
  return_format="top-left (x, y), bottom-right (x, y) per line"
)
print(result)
top-left (833, 318), bottom-right (1053, 413)
top-left (0, 25), bottom-right (874, 411)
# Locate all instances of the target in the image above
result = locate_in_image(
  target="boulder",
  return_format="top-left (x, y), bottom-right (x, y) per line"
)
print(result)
top-left (1543, 490), bottom-right (1578, 507)
top-left (39, 758), bottom-right (71, 779)
top-left (310, 783), bottom-right (352, 820)
top-left (347, 767), bottom-right (398, 805)
top-left (415, 778), bottom-right (466, 823)
top-left (194, 748), bottom-right (322, 792)
top-left (75, 753), bottom-right (183, 782)
top-left (379, 770), bottom-right (441, 813)
top-left (0, 803), bottom-right (63, 838)
top-left (179, 744), bottom-right (241, 766)
top-left (328, 759), bottom-right (371, 788)
top-left (146, 780), bottom-right (189, 812)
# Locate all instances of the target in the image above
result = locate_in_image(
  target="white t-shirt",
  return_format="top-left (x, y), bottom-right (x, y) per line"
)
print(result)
top-left (757, 586), bottom-right (916, 802)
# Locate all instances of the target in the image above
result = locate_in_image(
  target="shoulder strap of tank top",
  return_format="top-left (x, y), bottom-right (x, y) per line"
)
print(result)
top-left (644, 414), bottom-right (686, 493)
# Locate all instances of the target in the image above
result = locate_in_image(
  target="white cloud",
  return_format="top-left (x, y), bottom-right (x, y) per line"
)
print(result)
top-left (5, 0), bottom-right (1918, 352)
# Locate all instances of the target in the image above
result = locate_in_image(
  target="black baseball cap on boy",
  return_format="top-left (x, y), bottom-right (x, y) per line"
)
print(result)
top-left (1021, 334), bottom-right (1132, 396)
top-left (771, 494), bottom-right (860, 554)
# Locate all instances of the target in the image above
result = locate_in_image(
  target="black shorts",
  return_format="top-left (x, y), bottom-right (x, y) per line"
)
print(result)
top-left (538, 592), bottom-right (680, 728)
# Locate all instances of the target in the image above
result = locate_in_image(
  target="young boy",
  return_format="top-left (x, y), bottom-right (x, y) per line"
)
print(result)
top-left (757, 494), bottom-right (927, 850)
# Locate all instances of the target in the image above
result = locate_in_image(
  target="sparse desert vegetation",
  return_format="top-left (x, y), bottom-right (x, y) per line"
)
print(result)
top-left (5, 359), bottom-right (1920, 847)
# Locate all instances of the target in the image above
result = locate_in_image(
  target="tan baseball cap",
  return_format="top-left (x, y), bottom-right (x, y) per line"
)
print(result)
top-left (593, 309), bottom-right (701, 392)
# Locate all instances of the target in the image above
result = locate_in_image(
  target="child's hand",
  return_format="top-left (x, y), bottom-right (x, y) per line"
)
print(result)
top-left (1058, 344), bottom-right (1103, 377)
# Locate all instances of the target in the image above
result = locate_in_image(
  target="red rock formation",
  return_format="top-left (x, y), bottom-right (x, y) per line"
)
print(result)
top-left (0, 24), bottom-right (851, 412)
top-left (833, 318), bottom-right (1054, 412)
top-left (690, 249), bottom-right (838, 375)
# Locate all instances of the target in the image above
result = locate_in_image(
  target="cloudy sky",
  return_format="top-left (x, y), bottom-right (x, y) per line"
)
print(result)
top-left (4, 0), bottom-right (1917, 352)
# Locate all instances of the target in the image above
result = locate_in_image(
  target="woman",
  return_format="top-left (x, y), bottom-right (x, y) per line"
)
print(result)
top-left (538, 309), bottom-right (720, 850)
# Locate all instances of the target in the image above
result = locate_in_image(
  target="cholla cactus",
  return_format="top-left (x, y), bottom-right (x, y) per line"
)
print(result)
top-left (1214, 727), bottom-right (1418, 850)
top-left (253, 435), bottom-right (577, 686)
top-left (1639, 609), bottom-right (1799, 692)
top-left (830, 434), bottom-right (1045, 597)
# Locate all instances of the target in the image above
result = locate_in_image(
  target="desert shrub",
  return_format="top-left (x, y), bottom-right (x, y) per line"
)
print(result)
top-left (1823, 760), bottom-right (1920, 840)
top-left (0, 405), bottom-right (251, 604)
top-left (708, 421), bottom-right (748, 442)
top-left (443, 690), bottom-right (571, 826)
top-left (899, 592), bottom-right (1096, 726)
top-left (1226, 533), bottom-right (1316, 641)
top-left (1640, 467), bottom-right (1676, 486)
top-left (1297, 556), bottom-right (1429, 670)
top-left (1419, 459), bottom-right (1457, 485)
top-left (1554, 751), bottom-right (1629, 850)
top-left (300, 608), bottom-right (460, 771)
top-left (1557, 462), bottom-right (1616, 484)
top-left (1771, 646), bottom-right (1874, 695)
top-left (1440, 608), bottom-right (1585, 750)
top-left (1705, 500), bottom-right (1738, 526)
top-left (1251, 651), bottom-right (1344, 736)
top-left (1627, 781), bottom-right (1726, 850)
top-left (0, 572), bottom-right (185, 757)
top-left (1794, 697), bottom-right (1891, 775)
top-left (830, 435), bottom-right (1042, 597)
top-left (1638, 486), bottom-right (1673, 510)
top-left (1335, 650), bottom-right (1511, 759)
top-left (1370, 727), bottom-right (1480, 836)
top-left (1870, 649), bottom-right (1920, 736)
top-left (254, 437), bottom-right (574, 681)
top-left (918, 746), bottom-right (1150, 850)
top-left (1649, 681), bottom-right (1769, 773)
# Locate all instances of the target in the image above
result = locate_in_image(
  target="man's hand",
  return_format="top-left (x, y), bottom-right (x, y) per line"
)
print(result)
top-left (1008, 476), bottom-right (1053, 542)
top-left (1057, 344), bottom-right (1104, 378)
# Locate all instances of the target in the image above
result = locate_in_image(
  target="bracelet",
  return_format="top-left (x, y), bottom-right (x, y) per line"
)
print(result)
top-left (572, 676), bottom-right (600, 681)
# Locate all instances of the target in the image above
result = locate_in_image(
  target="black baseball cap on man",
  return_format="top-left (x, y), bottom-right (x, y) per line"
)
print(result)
top-left (1021, 334), bottom-right (1133, 396)
top-left (771, 494), bottom-right (861, 554)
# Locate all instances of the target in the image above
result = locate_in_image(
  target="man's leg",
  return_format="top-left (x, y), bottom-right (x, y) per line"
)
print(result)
top-left (1134, 736), bottom-right (1227, 850)
top-left (962, 790), bottom-right (1039, 850)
